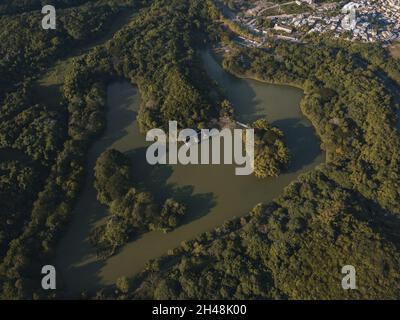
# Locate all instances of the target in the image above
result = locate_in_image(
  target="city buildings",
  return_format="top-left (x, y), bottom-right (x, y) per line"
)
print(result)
top-left (221, 0), bottom-right (400, 45)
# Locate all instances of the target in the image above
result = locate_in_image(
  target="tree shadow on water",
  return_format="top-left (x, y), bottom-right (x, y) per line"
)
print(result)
top-left (96, 85), bottom-right (139, 153)
top-left (200, 50), bottom-right (261, 122)
top-left (180, 190), bottom-right (217, 225)
top-left (272, 118), bottom-right (322, 173)
top-left (125, 147), bottom-right (217, 225)
top-left (58, 258), bottom-right (106, 297)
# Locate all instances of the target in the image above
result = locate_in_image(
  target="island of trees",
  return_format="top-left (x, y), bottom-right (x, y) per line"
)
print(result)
top-left (252, 118), bottom-right (290, 178)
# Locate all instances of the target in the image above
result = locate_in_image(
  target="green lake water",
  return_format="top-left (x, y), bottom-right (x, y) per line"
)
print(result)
top-left (55, 51), bottom-right (324, 295)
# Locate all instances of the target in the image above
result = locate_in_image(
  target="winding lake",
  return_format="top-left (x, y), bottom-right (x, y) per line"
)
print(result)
top-left (55, 51), bottom-right (324, 295)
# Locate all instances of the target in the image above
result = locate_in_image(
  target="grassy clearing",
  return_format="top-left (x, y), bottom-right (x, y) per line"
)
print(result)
top-left (33, 58), bottom-right (73, 109)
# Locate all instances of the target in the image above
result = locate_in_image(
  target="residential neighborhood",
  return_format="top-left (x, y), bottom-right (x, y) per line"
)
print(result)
top-left (217, 0), bottom-right (400, 46)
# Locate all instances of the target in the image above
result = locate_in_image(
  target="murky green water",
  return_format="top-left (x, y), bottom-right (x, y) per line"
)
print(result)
top-left (56, 51), bottom-right (324, 295)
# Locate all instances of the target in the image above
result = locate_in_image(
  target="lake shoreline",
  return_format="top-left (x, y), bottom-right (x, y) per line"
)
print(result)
top-left (56, 51), bottom-right (324, 297)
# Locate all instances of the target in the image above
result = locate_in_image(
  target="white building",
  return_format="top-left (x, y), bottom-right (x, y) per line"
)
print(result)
top-left (274, 24), bottom-right (293, 34)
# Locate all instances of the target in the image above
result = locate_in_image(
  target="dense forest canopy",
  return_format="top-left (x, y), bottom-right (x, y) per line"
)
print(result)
top-left (0, 0), bottom-right (399, 300)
